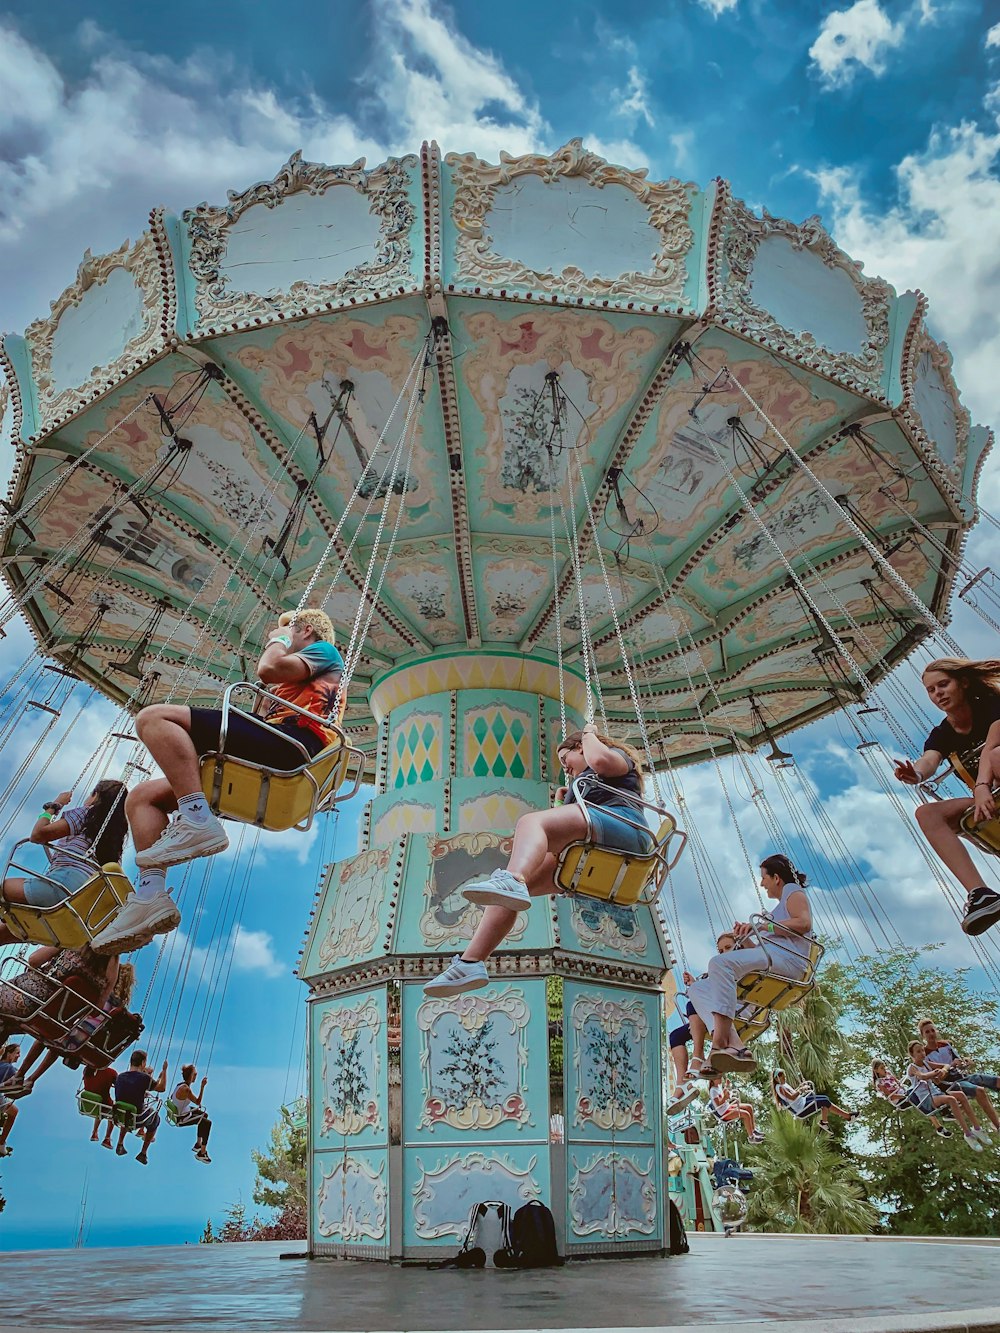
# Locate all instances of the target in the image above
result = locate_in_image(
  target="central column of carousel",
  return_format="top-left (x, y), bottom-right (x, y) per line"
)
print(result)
top-left (298, 649), bottom-right (674, 1261)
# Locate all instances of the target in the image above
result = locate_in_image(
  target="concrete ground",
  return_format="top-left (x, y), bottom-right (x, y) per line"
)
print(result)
top-left (0, 1234), bottom-right (999, 1332)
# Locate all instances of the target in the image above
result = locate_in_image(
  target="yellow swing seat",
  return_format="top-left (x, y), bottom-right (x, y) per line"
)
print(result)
top-left (554, 780), bottom-right (687, 908)
top-left (918, 747), bottom-right (1000, 855)
top-left (734, 916), bottom-right (824, 1014)
top-left (199, 683), bottom-right (365, 832)
top-left (0, 842), bottom-right (133, 949)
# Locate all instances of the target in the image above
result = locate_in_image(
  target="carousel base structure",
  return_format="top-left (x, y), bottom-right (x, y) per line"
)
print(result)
top-left (0, 1234), bottom-right (999, 1331)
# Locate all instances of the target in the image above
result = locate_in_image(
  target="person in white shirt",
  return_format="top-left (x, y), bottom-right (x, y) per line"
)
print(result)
top-left (688, 854), bottom-right (814, 1073)
top-left (771, 1068), bottom-right (854, 1132)
top-left (707, 1075), bottom-right (764, 1143)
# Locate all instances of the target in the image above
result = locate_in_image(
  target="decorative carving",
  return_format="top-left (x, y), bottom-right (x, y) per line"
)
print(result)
top-left (902, 324), bottom-right (971, 476)
top-left (418, 832), bottom-right (526, 948)
top-left (417, 988), bottom-right (531, 1132)
top-left (412, 1151), bottom-right (541, 1238)
top-left (313, 842), bottom-right (404, 970)
top-left (316, 1155), bottom-right (388, 1241)
top-left (23, 234), bottom-right (166, 429)
top-left (716, 194), bottom-right (891, 386)
top-left (569, 1150), bottom-right (656, 1237)
top-left (569, 897), bottom-right (649, 959)
top-left (319, 997), bottom-right (383, 1137)
top-left (183, 150), bottom-right (418, 325)
top-left (571, 993), bottom-right (649, 1132)
top-left (447, 139), bottom-right (694, 301)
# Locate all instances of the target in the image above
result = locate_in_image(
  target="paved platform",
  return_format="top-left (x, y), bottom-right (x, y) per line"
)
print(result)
top-left (1, 1234), bottom-right (999, 1332)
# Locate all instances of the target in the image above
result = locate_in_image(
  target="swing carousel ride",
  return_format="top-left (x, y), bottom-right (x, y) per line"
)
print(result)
top-left (0, 141), bottom-right (994, 1259)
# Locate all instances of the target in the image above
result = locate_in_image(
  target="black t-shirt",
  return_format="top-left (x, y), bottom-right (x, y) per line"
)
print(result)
top-left (925, 692), bottom-right (1000, 764)
top-left (566, 748), bottom-right (643, 813)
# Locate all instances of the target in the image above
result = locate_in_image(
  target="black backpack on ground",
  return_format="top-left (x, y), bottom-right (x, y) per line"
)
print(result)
top-left (497, 1201), bottom-right (561, 1268)
top-left (668, 1199), bottom-right (689, 1255)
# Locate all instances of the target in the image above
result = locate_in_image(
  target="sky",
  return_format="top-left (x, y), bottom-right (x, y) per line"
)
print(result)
top-left (1, 0), bottom-right (1000, 1248)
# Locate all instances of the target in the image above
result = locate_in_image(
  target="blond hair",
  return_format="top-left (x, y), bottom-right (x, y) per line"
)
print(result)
top-left (278, 608), bottom-right (335, 644)
top-left (922, 658), bottom-right (1000, 701)
top-left (114, 963), bottom-right (137, 1010)
top-left (557, 729), bottom-right (646, 796)
top-left (916, 1017), bottom-right (936, 1034)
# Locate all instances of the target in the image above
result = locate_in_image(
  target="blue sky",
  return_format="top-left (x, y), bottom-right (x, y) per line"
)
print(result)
top-left (1, 0), bottom-right (1000, 1248)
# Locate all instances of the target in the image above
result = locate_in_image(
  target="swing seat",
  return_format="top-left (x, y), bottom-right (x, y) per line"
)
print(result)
top-left (165, 1097), bottom-right (180, 1127)
top-left (0, 842), bottom-right (133, 949)
top-left (199, 683), bottom-right (364, 832)
top-left (554, 781), bottom-right (687, 907)
top-left (112, 1100), bottom-right (138, 1132)
top-left (0, 957), bottom-right (112, 1056)
top-left (733, 1006), bottom-right (771, 1046)
top-left (77, 1090), bottom-right (107, 1120)
top-left (958, 809), bottom-right (1000, 855)
top-left (734, 917), bottom-right (824, 1014)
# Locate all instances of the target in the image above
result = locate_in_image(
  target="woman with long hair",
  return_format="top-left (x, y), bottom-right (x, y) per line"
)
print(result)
top-left (771, 1067), bottom-right (854, 1131)
top-left (687, 854), bottom-right (814, 1073)
top-left (0, 947), bottom-right (124, 1095)
top-left (708, 1074), bottom-right (765, 1143)
top-left (872, 1058), bottom-right (951, 1139)
top-left (0, 779), bottom-right (128, 945)
top-left (894, 657), bottom-right (1000, 936)
top-left (425, 722), bottom-right (652, 996)
top-left (172, 1061), bottom-right (213, 1163)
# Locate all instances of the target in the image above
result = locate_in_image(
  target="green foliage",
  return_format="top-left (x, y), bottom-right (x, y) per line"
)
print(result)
top-left (727, 943), bottom-right (1000, 1238)
top-left (546, 975), bottom-right (563, 1079)
top-left (744, 1110), bottom-right (877, 1234)
top-left (836, 946), bottom-right (1000, 1236)
top-left (251, 1103), bottom-right (307, 1213)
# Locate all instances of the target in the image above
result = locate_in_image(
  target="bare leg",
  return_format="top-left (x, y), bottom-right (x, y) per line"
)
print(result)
top-left (505, 806), bottom-right (588, 884)
top-left (17, 1039), bottom-right (48, 1079)
top-left (670, 1042), bottom-right (689, 1085)
top-left (914, 799), bottom-right (988, 895)
top-left (950, 1088), bottom-right (980, 1129)
top-left (710, 1015), bottom-right (737, 1051)
top-left (464, 851), bottom-right (563, 964)
top-left (0, 878), bottom-right (28, 946)
top-left (125, 779), bottom-right (178, 854)
top-left (134, 704), bottom-right (201, 798)
top-left (936, 1092), bottom-right (969, 1132)
top-left (689, 1013), bottom-right (709, 1063)
top-left (0, 1103), bottom-right (16, 1145)
top-left (739, 1105), bottom-right (756, 1135)
top-left (825, 1101), bottom-right (853, 1121)
top-left (971, 1085), bottom-right (1000, 1130)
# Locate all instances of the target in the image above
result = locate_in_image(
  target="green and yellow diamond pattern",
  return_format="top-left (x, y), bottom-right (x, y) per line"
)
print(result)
top-left (391, 712), bottom-right (443, 787)
top-left (464, 707), bottom-right (532, 780)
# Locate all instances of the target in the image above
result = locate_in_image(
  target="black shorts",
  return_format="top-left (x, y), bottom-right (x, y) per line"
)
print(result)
top-left (189, 708), bottom-right (325, 769)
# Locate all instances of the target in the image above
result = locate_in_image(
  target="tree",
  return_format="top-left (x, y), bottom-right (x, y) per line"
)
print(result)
top-left (252, 1103), bottom-right (307, 1215)
top-left (837, 945), bottom-right (1000, 1236)
top-left (745, 1110), bottom-right (877, 1233)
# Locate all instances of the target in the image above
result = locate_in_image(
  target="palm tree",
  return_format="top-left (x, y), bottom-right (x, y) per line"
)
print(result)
top-left (744, 1111), bottom-right (876, 1234)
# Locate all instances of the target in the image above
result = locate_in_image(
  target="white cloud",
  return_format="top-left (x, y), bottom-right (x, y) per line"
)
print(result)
top-left (231, 924), bottom-right (285, 978)
top-left (808, 0), bottom-right (906, 86)
top-left (614, 66), bottom-right (656, 128)
top-left (808, 99), bottom-right (1000, 522)
top-left (0, 0), bottom-right (550, 337)
top-left (987, 21), bottom-right (1000, 48)
top-left (696, 0), bottom-right (740, 16)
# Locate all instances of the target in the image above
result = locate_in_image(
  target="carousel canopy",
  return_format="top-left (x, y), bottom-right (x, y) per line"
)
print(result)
top-left (0, 141), bottom-right (990, 770)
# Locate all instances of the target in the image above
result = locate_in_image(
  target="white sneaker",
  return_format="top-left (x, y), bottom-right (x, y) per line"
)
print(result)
top-left (964, 1131), bottom-right (984, 1153)
top-left (90, 890), bottom-right (181, 955)
top-left (462, 869), bottom-right (532, 911)
top-left (135, 814), bottom-right (229, 869)
top-left (423, 954), bottom-right (489, 997)
top-left (972, 1125), bottom-right (993, 1145)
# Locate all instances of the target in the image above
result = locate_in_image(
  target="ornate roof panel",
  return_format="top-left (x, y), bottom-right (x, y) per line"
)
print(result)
top-left (0, 142), bottom-right (992, 771)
